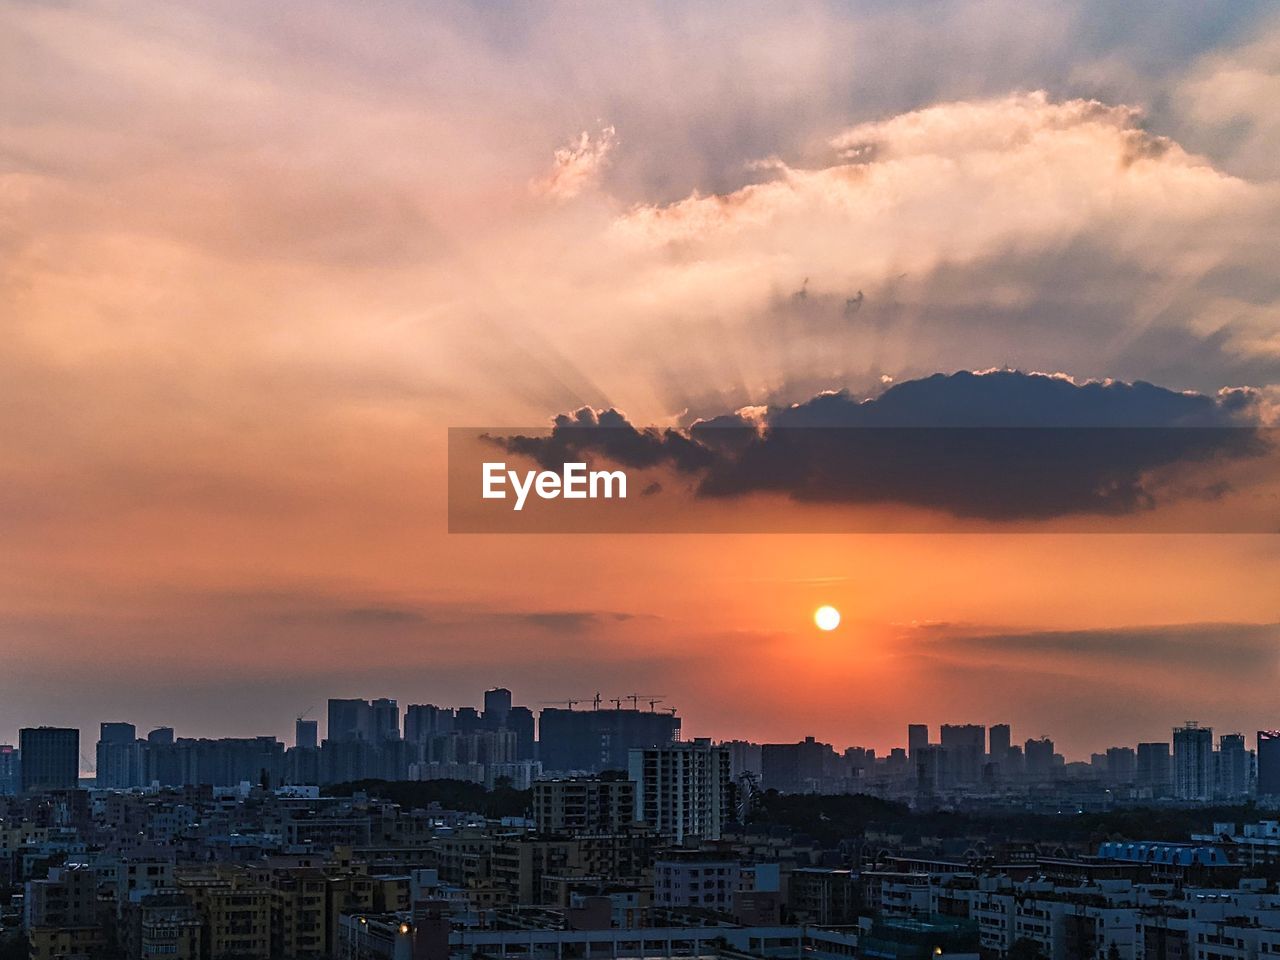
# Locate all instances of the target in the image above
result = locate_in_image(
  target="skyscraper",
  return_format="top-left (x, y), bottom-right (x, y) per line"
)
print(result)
top-left (1216, 733), bottom-right (1250, 800)
top-left (295, 718), bottom-right (318, 750)
top-left (371, 698), bottom-right (400, 741)
top-left (989, 724), bottom-right (1011, 760)
top-left (940, 724), bottom-right (985, 784)
top-left (483, 687), bottom-right (513, 725)
top-left (1024, 737), bottom-right (1054, 780)
top-left (96, 722), bottom-right (141, 789)
top-left (0, 745), bottom-right (19, 796)
top-left (1136, 742), bottom-right (1172, 795)
top-left (1106, 746), bottom-right (1136, 784)
top-left (907, 724), bottom-right (929, 759)
top-left (327, 699), bottom-right (372, 742)
top-left (1173, 722), bottom-right (1213, 801)
top-left (19, 727), bottom-right (79, 792)
top-left (1258, 731), bottom-right (1280, 797)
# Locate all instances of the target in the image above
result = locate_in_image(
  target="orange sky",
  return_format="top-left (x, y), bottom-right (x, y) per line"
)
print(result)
top-left (2, 1), bottom-right (1280, 760)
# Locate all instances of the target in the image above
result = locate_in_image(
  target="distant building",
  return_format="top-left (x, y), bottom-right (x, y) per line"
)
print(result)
top-left (484, 687), bottom-right (513, 725)
top-left (0, 744), bottom-right (19, 795)
top-left (722, 740), bottom-right (762, 781)
top-left (327, 698), bottom-right (373, 743)
top-left (1215, 733), bottom-right (1251, 800)
top-left (1024, 737), bottom-right (1055, 781)
top-left (760, 737), bottom-right (836, 793)
top-left (1173, 722), bottom-right (1214, 801)
top-left (989, 724), bottom-right (1011, 760)
top-left (371, 698), bottom-right (400, 741)
top-left (19, 726), bottom-right (79, 792)
top-left (1106, 746), bottom-right (1136, 784)
top-left (295, 718), bottom-right (318, 750)
top-left (941, 724), bottom-right (985, 784)
top-left (96, 721), bottom-right (142, 789)
top-left (1258, 731), bottom-right (1280, 797)
top-left (1137, 742), bottom-right (1172, 795)
top-left (907, 724), bottom-right (929, 759)
top-left (630, 739), bottom-right (730, 844)
top-left (540, 707), bottom-right (680, 773)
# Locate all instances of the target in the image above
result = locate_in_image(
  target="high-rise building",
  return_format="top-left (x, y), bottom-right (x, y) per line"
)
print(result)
top-left (0, 744), bottom-right (19, 796)
top-left (371, 698), bottom-right (400, 741)
top-left (327, 699), bottom-right (372, 743)
top-left (1136, 742), bottom-right (1172, 795)
top-left (1216, 733), bottom-right (1250, 800)
top-left (989, 724), bottom-right (1011, 760)
top-left (629, 739), bottom-right (730, 843)
top-left (19, 727), bottom-right (79, 792)
top-left (539, 707), bottom-right (680, 773)
top-left (940, 724), bottom-right (985, 784)
top-left (96, 722), bottom-right (142, 789)
top-left (1024, 737), bottom-right (1055, 780)
top-left (295, 719), bottom-right (318, 750)
top-left (760, 737), bottom-right (837, 793)
top-left (1259, 731), bottom-right (1280, 797)
top-left (1106, 746), bottom-right (1136, 784)
top-left (1173, 722), bottom-right (1214, 801)
top-left (907, 725), bottom-right (929, 759)
top-left (483, 688), bottom-right (513, 725)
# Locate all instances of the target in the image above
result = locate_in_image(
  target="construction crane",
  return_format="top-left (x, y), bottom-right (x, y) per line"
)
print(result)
top-left (539, 699), bottom-right (583, 709)
top-left (296, 704), bottom-right (316, 724)
top-left (626, 694), bottom-right (666, 711)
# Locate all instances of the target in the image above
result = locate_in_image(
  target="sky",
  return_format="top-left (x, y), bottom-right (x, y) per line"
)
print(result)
top-left (2, 1), bottom-right (1280, 762)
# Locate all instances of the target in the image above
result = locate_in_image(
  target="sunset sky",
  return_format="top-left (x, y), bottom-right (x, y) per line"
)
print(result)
top-left (3, 1), bottom-right (1280, 761)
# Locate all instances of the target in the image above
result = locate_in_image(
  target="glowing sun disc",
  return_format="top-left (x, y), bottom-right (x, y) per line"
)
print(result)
top-left (814, 605), bottom-right (841, 631)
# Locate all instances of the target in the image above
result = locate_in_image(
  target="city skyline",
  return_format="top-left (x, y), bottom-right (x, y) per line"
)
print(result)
top-left (7, 689), bottom-right (1280, 774)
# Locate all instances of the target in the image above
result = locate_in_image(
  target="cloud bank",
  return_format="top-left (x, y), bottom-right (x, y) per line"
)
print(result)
top-left (493, 370), bottom-right (1273, 520)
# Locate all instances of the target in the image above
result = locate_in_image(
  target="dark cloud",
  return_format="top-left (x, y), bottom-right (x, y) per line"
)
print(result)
top-left (494, 370), bottom-right (1272, 520)
top-left (909, 620), bottom-right (1280, 675)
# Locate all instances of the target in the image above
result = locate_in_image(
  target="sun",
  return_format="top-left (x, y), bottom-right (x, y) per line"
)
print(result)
top-left (814, 605), bottom-right (841, 631)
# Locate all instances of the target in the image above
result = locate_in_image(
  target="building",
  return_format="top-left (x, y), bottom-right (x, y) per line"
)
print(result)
top-left (1258, 731), bottom-right (1280, 797)
top-left (1215, 734), bottom-right (1250, 800)
top-left (19, 726), bottom-right (79, 792)
top-left (0, 743), bottom-right (19, 796)
top-left (1173, 723), bottom-right (1213, 802)
top-left (25, 864), bottom-right (106, 960)
top-left (533, 778), bottom-right (637, 834)
top-left (540, 707), bottom-right (680, 774)
top-left (96, 721), bottom-right (143, 789)
top-left (295, 718), bottom-right (319, 750)
top-left (760, 737), bottom-right (837, 793)
top-left (629, 739), bottom-right (730, 844)
top-left (484, 687), bottom-right (513, 725)
top-left (1137, 742), bottom-right (1172, 795)
top-left (1106, 747), bottom-right (1137, 785)
top-left (1025, 737), bottom-right (1055, 781)
top-left (653, 853), bottom-right (740, 913)
top-left (989, 724), bottom-right (1011, 761)
top-left (940, 725), bottom-right (986, 784)
top-left (371, 698), bottom-right (401, 741)
top-left (328, 699), bottom-right (373, 743)
top-left (723, 741), bottom-right (763, 781)
top-left (907, 725), bottom-right (929, 759)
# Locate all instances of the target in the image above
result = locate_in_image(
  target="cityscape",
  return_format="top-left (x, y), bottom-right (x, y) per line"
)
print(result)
top-left (6, 691), bottom-right (1280, 960)
top-left (5, 1), bottom-right (1280, 960)
top-left (5, 692), bottom-right (1280, 808)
